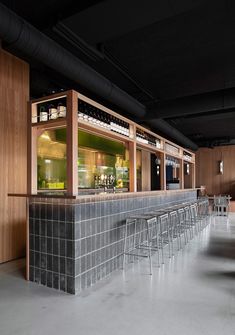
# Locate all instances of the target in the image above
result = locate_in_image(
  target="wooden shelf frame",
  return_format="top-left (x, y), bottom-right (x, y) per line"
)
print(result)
top-left (29, 90), bottom-right (196, 195)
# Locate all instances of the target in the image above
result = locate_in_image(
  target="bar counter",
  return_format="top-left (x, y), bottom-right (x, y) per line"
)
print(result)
top-left (28, 189), bottom-right (197, 294)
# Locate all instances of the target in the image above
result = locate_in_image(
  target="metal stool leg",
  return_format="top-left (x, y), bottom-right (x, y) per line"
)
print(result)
top-left (146, 220), bottom-right (152, 275)
top-left (122, 219), bottom-right (129, 270)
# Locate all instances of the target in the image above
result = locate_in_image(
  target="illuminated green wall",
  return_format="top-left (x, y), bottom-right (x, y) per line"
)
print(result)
top-left (55, 129), bottom-right (125, 155)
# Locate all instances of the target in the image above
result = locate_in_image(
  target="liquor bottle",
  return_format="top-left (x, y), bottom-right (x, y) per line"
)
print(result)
top-left (124, 122), bottom-right (130, 136)
top-left (49, 104), bottom-right (58, 120)
top-left (94, 175), bottom-right (98, 188)
top-left (110, 116), bottom-right (116, 133)
top-left (57, 103), bottom-right (66, 118)
top-left (120, 120), bottom-right (126, 135)
top-left (39, 106), bottom-right (48, 122)
top-left (143, 131), bottom-right (148, 144)
top-left (105, 114), bottom-right (111, 129)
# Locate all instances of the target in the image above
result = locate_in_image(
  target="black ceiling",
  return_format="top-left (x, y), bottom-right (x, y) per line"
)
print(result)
top-left (1, 0), bottom-right (235, 148)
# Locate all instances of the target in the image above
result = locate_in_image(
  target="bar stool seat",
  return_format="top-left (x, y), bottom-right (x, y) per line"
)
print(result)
top-left (123, 213), bottom-right (160, 275)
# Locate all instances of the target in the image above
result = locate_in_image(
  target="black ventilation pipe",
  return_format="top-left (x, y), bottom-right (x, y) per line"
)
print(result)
top-left (149, 119), bottom-right (198, 151)
top-left (0, 3), bottom-right (144, 118)
top-left (148, 87), bottom-right (235, 119)
top-left (0, 3), bottom-right (198, 151)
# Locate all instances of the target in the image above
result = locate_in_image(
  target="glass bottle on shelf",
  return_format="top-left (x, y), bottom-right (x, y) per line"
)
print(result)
top-left (143, 131), bottom-right (148, 144)
top-left (78, 101), bottom-right (84, 119)
top-left (49, 104), bottom-right (58, 120)
top-left (39, 106), bottom-right (48, 122)
top-left (110, 116), bottom-right (116, 132)
top-left (104, 114), bottom-right (110, 129)
top-left (57, 103), bottom-right (66, 118)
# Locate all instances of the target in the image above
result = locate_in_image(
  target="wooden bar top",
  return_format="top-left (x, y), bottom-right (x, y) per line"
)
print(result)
top-left (8, 188), bottom-right (198, 203)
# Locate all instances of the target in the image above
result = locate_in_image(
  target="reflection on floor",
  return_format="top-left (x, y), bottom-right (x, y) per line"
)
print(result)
top-left (0, 214), bottom-right (235, 335)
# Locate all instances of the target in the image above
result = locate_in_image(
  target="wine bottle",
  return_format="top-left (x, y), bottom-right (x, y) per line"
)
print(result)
top-left (57, 103), bottom-right (66, 118)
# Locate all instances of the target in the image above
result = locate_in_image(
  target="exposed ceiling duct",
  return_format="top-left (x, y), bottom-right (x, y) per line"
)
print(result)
top-left (147, 119), bottom-right (198, 151)
top-left (0, 2), bottom-right (198, 151)
top-left (147, 87), bottom-right (235, 119)
top-left (0, 2), bottom-right (144, 119)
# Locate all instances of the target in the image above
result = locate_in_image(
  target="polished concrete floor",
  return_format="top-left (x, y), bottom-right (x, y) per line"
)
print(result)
top-left (1, 215), bottom-right (235, 335)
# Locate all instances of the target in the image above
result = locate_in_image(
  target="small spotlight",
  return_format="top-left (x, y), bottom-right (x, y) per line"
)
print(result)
top-left (219, 160), bottom-right (223, 174)
top-left (186, 163), bottom-right (190, 175)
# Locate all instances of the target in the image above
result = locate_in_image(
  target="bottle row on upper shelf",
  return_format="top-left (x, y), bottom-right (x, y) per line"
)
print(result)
top-left (78, 99), bottom-right (130, 137)
top-left (31, 98), bottom-right (190, 158)
top-left (136, 128), bottom-right (162, 149)
top-left (183, 151), bottom-right (193, 161)
top-left (32, 100), bottom-right (67, 123)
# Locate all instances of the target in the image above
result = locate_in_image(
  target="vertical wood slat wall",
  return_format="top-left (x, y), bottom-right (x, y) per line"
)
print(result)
top-left (196, 146), bottom-right (235, 197)
top-left (0, 48), bottom-right (29, 263)
top-left (141, 150), bottom-right (151, 191)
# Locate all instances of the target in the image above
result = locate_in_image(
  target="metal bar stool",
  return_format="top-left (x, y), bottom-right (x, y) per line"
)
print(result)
top-left (189, 203), bottom-right (200, 234)
top-left (158, 213), bottom-right (172, 264)
top-left (176, 208), bottom-right (187, 247)
top-left (156, 208), bottom-right (180, 256)
top-left (184, 205), bottom-right (195, 239)
top-left (168, 210), bottom-right (181, 254)
top-left (197, 198), bottom-right (210, 228)
top-left (143, 210), bottom-right (169, 264)
top-left (123, 213), bottom-right (159, 275)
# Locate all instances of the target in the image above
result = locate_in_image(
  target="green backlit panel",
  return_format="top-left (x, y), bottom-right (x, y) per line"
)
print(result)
top-left (55, 128), bottom-right (125, 155)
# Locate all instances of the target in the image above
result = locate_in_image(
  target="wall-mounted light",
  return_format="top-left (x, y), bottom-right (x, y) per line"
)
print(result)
top-left (219, 160), bottom-right (223, 174)
top-left (155, 156), bottom-right (161, 175)
top-left (184, 163), bottom-right (190, 175)
top-left (156, 165), bottom-right (160, 175)
top-left (186, 163), bottom-right (190, 175)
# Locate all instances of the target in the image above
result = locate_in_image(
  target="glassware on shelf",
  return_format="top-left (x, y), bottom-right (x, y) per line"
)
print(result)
top-left (165, 156), bottom-right (180, 168)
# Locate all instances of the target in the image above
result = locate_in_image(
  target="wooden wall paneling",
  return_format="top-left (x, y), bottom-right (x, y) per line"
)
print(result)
top-left (229, 201), bottom-right (235, 212)
top-left (184, 162), bottom-right (194, 188)
top-left (141, 150), bottom-right (151, 191)
top-left (160, 152), bottom-right (166, 190)
top-left (179, 159), bottom-right (184, 189)
top-left (192, 163), bottom-right (196, 188)
top-left (0, 48), bottom-right (29, 263)
top-left (196, 146), bottom-right (235, 198)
